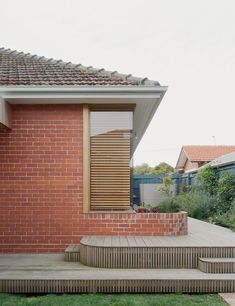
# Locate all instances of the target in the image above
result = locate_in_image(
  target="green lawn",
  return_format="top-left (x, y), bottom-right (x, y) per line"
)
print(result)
top-left (0, 293), bottom-right (226, 306)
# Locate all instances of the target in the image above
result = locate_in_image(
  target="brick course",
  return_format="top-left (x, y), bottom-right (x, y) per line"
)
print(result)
top-left (0, 104), bottom-right (187, 253)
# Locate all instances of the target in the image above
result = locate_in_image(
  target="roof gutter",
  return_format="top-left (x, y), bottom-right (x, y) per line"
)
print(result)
top-left (0, 86), bottom-right (167, 100)
top-left (0, 86), bottom-right (167, 92)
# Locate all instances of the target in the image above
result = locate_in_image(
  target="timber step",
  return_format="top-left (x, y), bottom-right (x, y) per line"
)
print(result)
top-left (1, 269), bottom-right (235, 293)
top-left (0, 254), bottom-right (235, 294)
top-left (80, 236), bottom-right (235, 269)
top-left (199, 258), bottom-right (235, 273)
top-left (64, 244), bottom-right (80, 262)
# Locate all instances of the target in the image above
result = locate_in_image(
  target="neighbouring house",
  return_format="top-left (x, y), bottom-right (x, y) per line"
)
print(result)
top-left (175, 145), bottom-right (235, 173)
top-left (210, 151), bottom-right (235, 175)
top-left (0, 47), bottom-right (177, 253)
top-left (177, 150), bottom-right (235, 190)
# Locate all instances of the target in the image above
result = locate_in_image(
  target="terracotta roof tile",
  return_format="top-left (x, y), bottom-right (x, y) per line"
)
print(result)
top-left (0, 47), bottom-right (160, 87)
top-left (183, 145), bottom-right (235, 162)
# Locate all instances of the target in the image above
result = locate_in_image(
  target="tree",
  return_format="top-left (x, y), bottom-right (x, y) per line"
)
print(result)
top-left (133, 163), bottom-right (152, 175)
top-left (133, 162), bottom-right (174, 175)
top-left (151, 162), bottom-right (174, 175)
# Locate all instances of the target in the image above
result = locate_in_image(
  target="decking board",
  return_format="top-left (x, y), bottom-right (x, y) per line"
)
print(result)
top-left (80, 218), bottom-right (235, 268)
top-left (1, 219), bottom-right (235, 293)
top-left (0, 254), bottom-right (235, 293)
top-left (81, 218), bottom-right (235, 248)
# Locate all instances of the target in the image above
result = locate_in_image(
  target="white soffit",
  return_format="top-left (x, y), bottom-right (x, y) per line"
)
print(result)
top-left (0, 86), bottom-right (167, 151)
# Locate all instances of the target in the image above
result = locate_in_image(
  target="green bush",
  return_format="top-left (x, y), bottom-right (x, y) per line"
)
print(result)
top-left (157, 167), bottom-right (235, 230)
top-left (213, 199), bottom-right (235, 231)
top-left (158, 190), bottom-right (217, 219)
top-left (217, 172), bottom-right (235, 213)
top-left (158, 175), bottom-right (174, 197)
top-left (197, 166), bottom-right (218, 195)
top-left (157, 197), bottom-right (180, 213)
top-left (176, 190), bottom-right (217, 220)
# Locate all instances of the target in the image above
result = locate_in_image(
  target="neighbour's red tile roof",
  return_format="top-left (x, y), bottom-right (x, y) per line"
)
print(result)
top-left (0, 47), bottom-right (160, 87)
top-left (183, 145), bottom-right (235, 162)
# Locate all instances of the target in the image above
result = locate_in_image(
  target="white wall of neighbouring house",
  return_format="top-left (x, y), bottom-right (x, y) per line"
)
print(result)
top-left (139, 183), bottom-right (176, 206)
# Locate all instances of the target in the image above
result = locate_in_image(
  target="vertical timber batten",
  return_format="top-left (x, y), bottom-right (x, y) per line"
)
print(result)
top-left (83, 104), bottom-right (90, 212)
top-left (0, 98), bottom-right (11, 129)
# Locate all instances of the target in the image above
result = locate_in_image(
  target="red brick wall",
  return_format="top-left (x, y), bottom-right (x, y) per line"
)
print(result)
top-left (82, 211), bottom-right (188, 237)
top-left (0, 104), bottom-right (84, 253)
top-left (0, 104), bottom-right (187, 253)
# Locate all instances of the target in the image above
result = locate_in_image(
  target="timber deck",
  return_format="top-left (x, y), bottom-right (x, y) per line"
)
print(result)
top-left (1, 218), bottom-right (235, 293)
top-left (0, 254), bottom-right (235, 293)
top-left (80, 218), bottom-right (235, 268)
top-left (81, 218), bottom-right (235, 247)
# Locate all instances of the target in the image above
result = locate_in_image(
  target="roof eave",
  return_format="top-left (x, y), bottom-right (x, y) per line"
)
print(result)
top-left (0, 86), bottom-right (168, 101)
top-left (0, 85), bottom-right (167, 93)
top-left (175, 147), bottom-right (188, 170)
top-left (0, 85), bottom-right (168, 153)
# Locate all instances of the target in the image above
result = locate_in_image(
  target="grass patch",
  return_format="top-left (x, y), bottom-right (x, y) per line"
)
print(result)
top-left (0, 293), bottom-right (226, 306)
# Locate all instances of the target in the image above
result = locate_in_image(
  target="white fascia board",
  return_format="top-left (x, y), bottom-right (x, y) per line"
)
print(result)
top-left (0, 86), bottom-right (167, 92)
top-left (0, 86), bottom-right (167, 101)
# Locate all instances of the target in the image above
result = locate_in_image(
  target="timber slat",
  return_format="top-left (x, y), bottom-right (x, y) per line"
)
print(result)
top-left (1, 278), bottom-right (235, 293)
top-left (90, 129), bottom-right (131, 211)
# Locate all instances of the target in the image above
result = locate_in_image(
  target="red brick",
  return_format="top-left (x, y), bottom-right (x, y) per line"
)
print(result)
top-left (0, 105), bottom-right (188, 253)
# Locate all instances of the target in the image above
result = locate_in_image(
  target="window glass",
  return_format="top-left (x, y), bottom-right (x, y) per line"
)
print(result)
top-left (90, 111), bottom-right (133, 136)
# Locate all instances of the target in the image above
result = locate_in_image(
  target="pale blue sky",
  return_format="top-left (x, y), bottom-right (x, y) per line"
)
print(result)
top-left (1, 0), bottom-right (234, 167)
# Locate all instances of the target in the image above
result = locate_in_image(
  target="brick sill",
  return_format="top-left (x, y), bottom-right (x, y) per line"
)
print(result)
top-left (85, 210), bottom-right (187, 215)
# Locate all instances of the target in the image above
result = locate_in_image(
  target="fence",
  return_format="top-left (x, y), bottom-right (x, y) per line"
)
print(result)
top-left (132, 163), bottom-right (235, 205)
top-left (132, 174), bottom-right (179, 205)
top-left (178, 163), bottom-right (235, 191)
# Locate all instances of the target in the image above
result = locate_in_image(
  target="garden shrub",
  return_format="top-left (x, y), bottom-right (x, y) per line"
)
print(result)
top-left (157, 197), bottom-right (180, 213)
top-left (135, 207), bottom-right (150, 213)
top-left (154, 167), bottom-right (235, 231)
top-left (176, 190), bottom-right (217, 220)
top-left (217, 172), bottom-right (235, 213)
top-left (157, 188), bottom-right (217, 219)
top-left (197, 166), bottom-right (218, 195)
top-left (213, 199), bottom-right (235, 231)
top-left (157, 175), bottom-right (174, 197)
top-left (175, 167), bottom-right (235, 229)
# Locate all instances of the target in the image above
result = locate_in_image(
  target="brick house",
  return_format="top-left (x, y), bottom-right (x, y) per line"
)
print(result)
top-left (0, 47), bottom-right (187, 254)
top-left (175, 145), bottom-right (235, 173)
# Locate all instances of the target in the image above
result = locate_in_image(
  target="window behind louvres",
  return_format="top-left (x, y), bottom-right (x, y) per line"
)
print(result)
top-left (90, 111), bottom-right (133, 210)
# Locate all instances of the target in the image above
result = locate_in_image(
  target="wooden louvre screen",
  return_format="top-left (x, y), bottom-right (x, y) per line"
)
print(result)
top-left (90, 129), bottom-right (131, 210)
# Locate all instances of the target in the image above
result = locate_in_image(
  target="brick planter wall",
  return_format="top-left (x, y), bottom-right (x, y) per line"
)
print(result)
top-left (0, 104), bottom-right (188, 253)
top-left (82, 211), bottom-right (188, 237)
